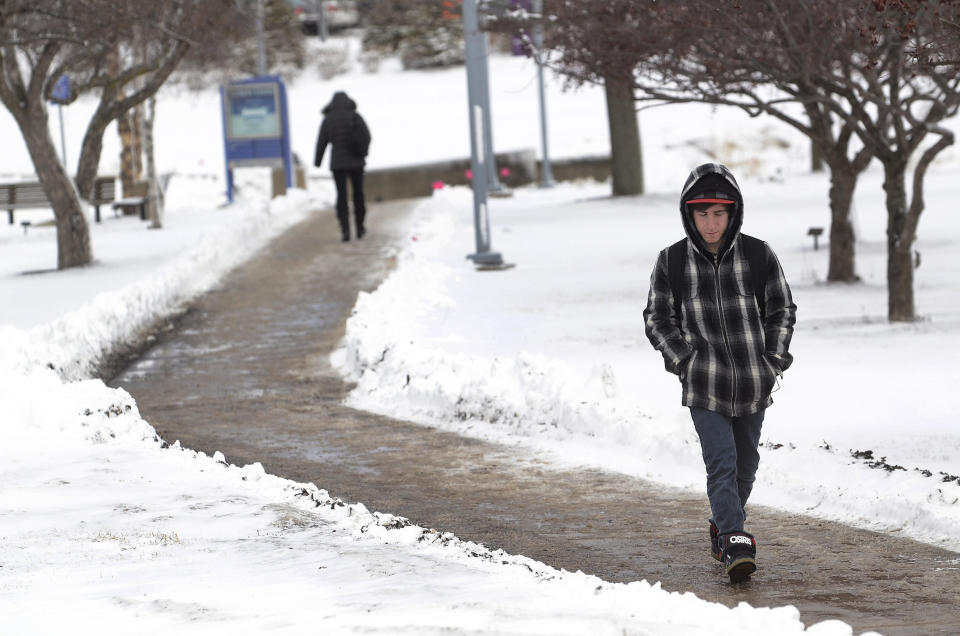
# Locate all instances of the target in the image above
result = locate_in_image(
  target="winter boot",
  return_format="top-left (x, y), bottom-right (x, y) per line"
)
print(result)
top-left (709, 520), bottom-right (721, 562)
top-left (721, 531), bottom-right (757, 582)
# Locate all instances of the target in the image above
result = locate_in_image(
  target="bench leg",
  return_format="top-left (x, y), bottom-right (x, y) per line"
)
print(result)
top-left (140, 202), bottom-right (146, 221)
top-left (95, 205), bottom-right (101, 223)
top-left (7, 209), bottom-right (12, 225)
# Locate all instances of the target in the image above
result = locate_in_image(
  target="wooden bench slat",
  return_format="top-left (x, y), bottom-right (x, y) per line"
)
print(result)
top-left (2, 176), bottom-right (118, 223)
top-left (92, 178), bottom-right (116, 204)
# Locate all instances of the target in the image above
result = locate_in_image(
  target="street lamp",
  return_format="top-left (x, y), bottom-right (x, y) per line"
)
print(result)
top-left (531, 0), bottom-right (554, 187)
top-left (463, 0), bottom-right (508, 268)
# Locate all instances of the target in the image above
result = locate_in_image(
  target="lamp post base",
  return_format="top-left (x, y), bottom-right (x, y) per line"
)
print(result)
top-left (467, 251), bottom-right (514, 270)
top-left (467, 251), bottom-right (503, 266)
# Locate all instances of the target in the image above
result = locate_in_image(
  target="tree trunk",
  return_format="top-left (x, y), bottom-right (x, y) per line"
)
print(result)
top-left (75, 41), bottom-right (190, 200)
top-left (811, 139), bottom-right (824, 172)
top-left (882, 162), bottom-right (915, 322)
top-left (75, 102), bottom-right (115, 201)
top-left (133, 102), bottom-right (145, 179)
top-left (117, 47), bottom-right (143, 194)
top-left (19, 106), bottom-right (91, 268)
top-left (604, 74), bottom-right (643, 196)
top-left (826, 166), bottom-right (858, 282)
top-left (145, 95), bottom-right (163, 229)
top-left (118, 108), bottom-right (139, 192)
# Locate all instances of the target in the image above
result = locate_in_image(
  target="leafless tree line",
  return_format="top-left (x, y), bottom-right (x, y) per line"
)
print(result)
top-left (503, 0), bottom-right (960, 321)
top-left (0, 0), bottom-right (301, 268)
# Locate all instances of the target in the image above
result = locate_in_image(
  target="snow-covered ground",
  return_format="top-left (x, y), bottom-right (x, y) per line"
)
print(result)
top-left (4, 32), bottom-right (956, 634)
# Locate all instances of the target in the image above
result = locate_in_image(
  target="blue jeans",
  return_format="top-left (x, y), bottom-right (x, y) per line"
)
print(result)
top-left (690, 407), bottom-right (764, 538)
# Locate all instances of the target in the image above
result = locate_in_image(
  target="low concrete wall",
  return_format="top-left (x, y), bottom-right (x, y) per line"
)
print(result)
top-left (547, 155), bottom-right (612, 185)
top-left (327, 150), bottom-right (611, 202)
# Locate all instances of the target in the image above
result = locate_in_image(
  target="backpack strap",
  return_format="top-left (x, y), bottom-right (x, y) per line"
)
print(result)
top-left (740, 234), bottom-right (769, 323)
top-left (667, 238), bottom-right (687, 326)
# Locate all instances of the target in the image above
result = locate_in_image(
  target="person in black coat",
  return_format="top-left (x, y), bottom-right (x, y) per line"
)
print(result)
top-left (314, 91), bottom-right (371, 241)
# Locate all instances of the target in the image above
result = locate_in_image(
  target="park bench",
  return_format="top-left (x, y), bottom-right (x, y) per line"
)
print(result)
top-left (1, 175), bottom-right (117, 224)
top-left (111, 174), bottom-right (174, 221)
top-left (91, 177), bottom-right (117, 222)
top-left (111, 180), bottom-right (149, 220)
top-left (1, 181), bottom-right (48, 225)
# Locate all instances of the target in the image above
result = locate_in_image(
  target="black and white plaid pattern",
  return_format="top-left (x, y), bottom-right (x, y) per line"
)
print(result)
top-left (644, 163), bottom-right (796, 418)
top-left (644, 236), bottom-right (796, 417)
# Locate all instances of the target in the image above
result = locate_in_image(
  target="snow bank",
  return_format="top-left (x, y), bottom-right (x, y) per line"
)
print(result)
top-left (0, 190), bottom-right (314, 381)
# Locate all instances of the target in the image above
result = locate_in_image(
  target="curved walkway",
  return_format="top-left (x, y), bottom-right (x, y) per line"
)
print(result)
top-left (111, 200), bottom-right (960, 635)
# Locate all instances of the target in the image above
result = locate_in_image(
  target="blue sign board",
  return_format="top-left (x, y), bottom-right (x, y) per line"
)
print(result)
top-left (50, 75), bottom-right (70, 103)
top-left (220, 75), bottom-right (294, 202)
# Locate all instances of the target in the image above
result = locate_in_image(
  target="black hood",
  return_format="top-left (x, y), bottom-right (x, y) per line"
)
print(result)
top-left (678, 163), bottom-right (743, 259)
top-left (322, 91), bottom-right (357, 114)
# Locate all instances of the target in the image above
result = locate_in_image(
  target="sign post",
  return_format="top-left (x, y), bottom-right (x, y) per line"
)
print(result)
top-left (220, 75), bottom-right (294, 203)
top-left (50, 75), bottom-right (70, 168)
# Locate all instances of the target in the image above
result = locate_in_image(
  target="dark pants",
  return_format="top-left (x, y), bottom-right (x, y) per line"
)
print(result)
top-left (333, 168), bottom-right (366, 239)
top-left (690, 407), bottom-right (764, 539)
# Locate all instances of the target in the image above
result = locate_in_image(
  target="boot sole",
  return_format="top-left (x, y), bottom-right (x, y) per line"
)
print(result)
top-left (726, 557), bottom-right (756, 582)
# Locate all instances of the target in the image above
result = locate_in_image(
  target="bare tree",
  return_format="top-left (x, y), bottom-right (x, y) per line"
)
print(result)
top-left (173, 0), bottom-right (306, 85)
top-left (850, 1), bottom-right (960, 320)
top-left (121, 0), bottom-right (305, 230)
top-left (362, 0), bottom-right (466, 69)
top-left (0, 0), bottom-right (236, 269)
top-left (627, 0), bottom-right (876, 284)
top-left (496, 0), bottom-right (654, 195)
top-left (535, 0), bottom-right (960, 320)
top-left (525, 1), bottom-right (871, 280)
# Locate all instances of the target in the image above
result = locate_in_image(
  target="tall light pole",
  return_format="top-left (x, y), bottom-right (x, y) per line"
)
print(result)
top-left (532, 0), bottom-right (554, 187)
top-left (478, 33), bottom-right (507, 195)
top-left (463, 0), bottom-right (505, 267)
top-left (256, 0), bottom-right (267, 76)
top-left (314, 0), bottom-right (329, 40)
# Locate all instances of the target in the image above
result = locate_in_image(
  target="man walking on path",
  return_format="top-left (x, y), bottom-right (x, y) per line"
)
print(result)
top-left (314, 91), bottom-right (371, 242)
top-left (643, 163), bottom-right (796, 582)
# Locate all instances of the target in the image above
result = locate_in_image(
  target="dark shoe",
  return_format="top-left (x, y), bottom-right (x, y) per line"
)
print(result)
top-left (357, 226), bottom-right (366, 239)
top-left (721, 531), bottom-right (757, 582)
top-left (341, 234), bottom-right (350, 242)
top-left (709, 520), bottom-right (721, 562)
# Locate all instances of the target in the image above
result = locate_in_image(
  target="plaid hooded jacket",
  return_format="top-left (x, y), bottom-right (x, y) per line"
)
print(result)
top-left (643, 163), bottom-right (797, 417)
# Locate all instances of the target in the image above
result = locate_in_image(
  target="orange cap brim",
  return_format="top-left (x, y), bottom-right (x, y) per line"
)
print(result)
top-left (687, 198), bottom-right (734, 204)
